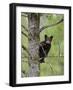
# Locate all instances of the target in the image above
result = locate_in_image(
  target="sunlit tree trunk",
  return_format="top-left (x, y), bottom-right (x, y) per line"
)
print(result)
top-left (28, 13), bottom-right (40, 77)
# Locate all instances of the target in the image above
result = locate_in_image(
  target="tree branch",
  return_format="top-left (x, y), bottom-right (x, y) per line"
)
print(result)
top-left (22, 45), bottom-right (29, 54)
top-left (21, 31), bottom-right (28, 38)
top-left (22, 45), bottom-right (32, 59)
top-left (39, 18), bottom-right (64, 32)
top-left (21, 25), bottom-right (28, 32)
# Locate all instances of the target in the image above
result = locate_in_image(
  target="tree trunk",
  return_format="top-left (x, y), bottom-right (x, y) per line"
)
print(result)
top-left (28, 13), bottom-right (40, 77)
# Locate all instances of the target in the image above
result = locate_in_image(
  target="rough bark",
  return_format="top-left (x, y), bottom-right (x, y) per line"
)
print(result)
top-left (28, 13), bottom-right (40, 77)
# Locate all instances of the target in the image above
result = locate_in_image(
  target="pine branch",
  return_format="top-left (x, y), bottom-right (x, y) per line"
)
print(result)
top-left (39, 18), bottom-right (64, 32)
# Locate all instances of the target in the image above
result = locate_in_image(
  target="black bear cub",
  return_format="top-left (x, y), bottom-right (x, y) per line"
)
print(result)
top-left (39, 35), bottom-right (53, 63)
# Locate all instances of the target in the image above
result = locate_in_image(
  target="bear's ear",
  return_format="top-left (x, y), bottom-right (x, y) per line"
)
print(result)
top-left (50, 36), bottom-right (53, 41)
top-left (50, 36), bottom-right (53, 39)
top-left (45, 35), bottom-right (48, 41)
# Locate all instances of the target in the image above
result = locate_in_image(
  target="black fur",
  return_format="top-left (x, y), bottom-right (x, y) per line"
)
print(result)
top-left (39, 35), bottom-right (53, 63)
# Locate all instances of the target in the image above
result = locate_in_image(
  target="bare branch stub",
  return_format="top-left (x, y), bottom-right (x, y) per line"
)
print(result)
top-left (39, 18), bottom-right (64, 32)
top-left (21, 31), bottom-right (28, 38)
top-left (21, 25), bottom-right (28, 32)
top-left (22, 45), bottom-right (28, 52)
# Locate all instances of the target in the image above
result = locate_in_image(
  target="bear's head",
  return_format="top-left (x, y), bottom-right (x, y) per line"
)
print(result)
top-left (45, 35), bottom-right (53, 44)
